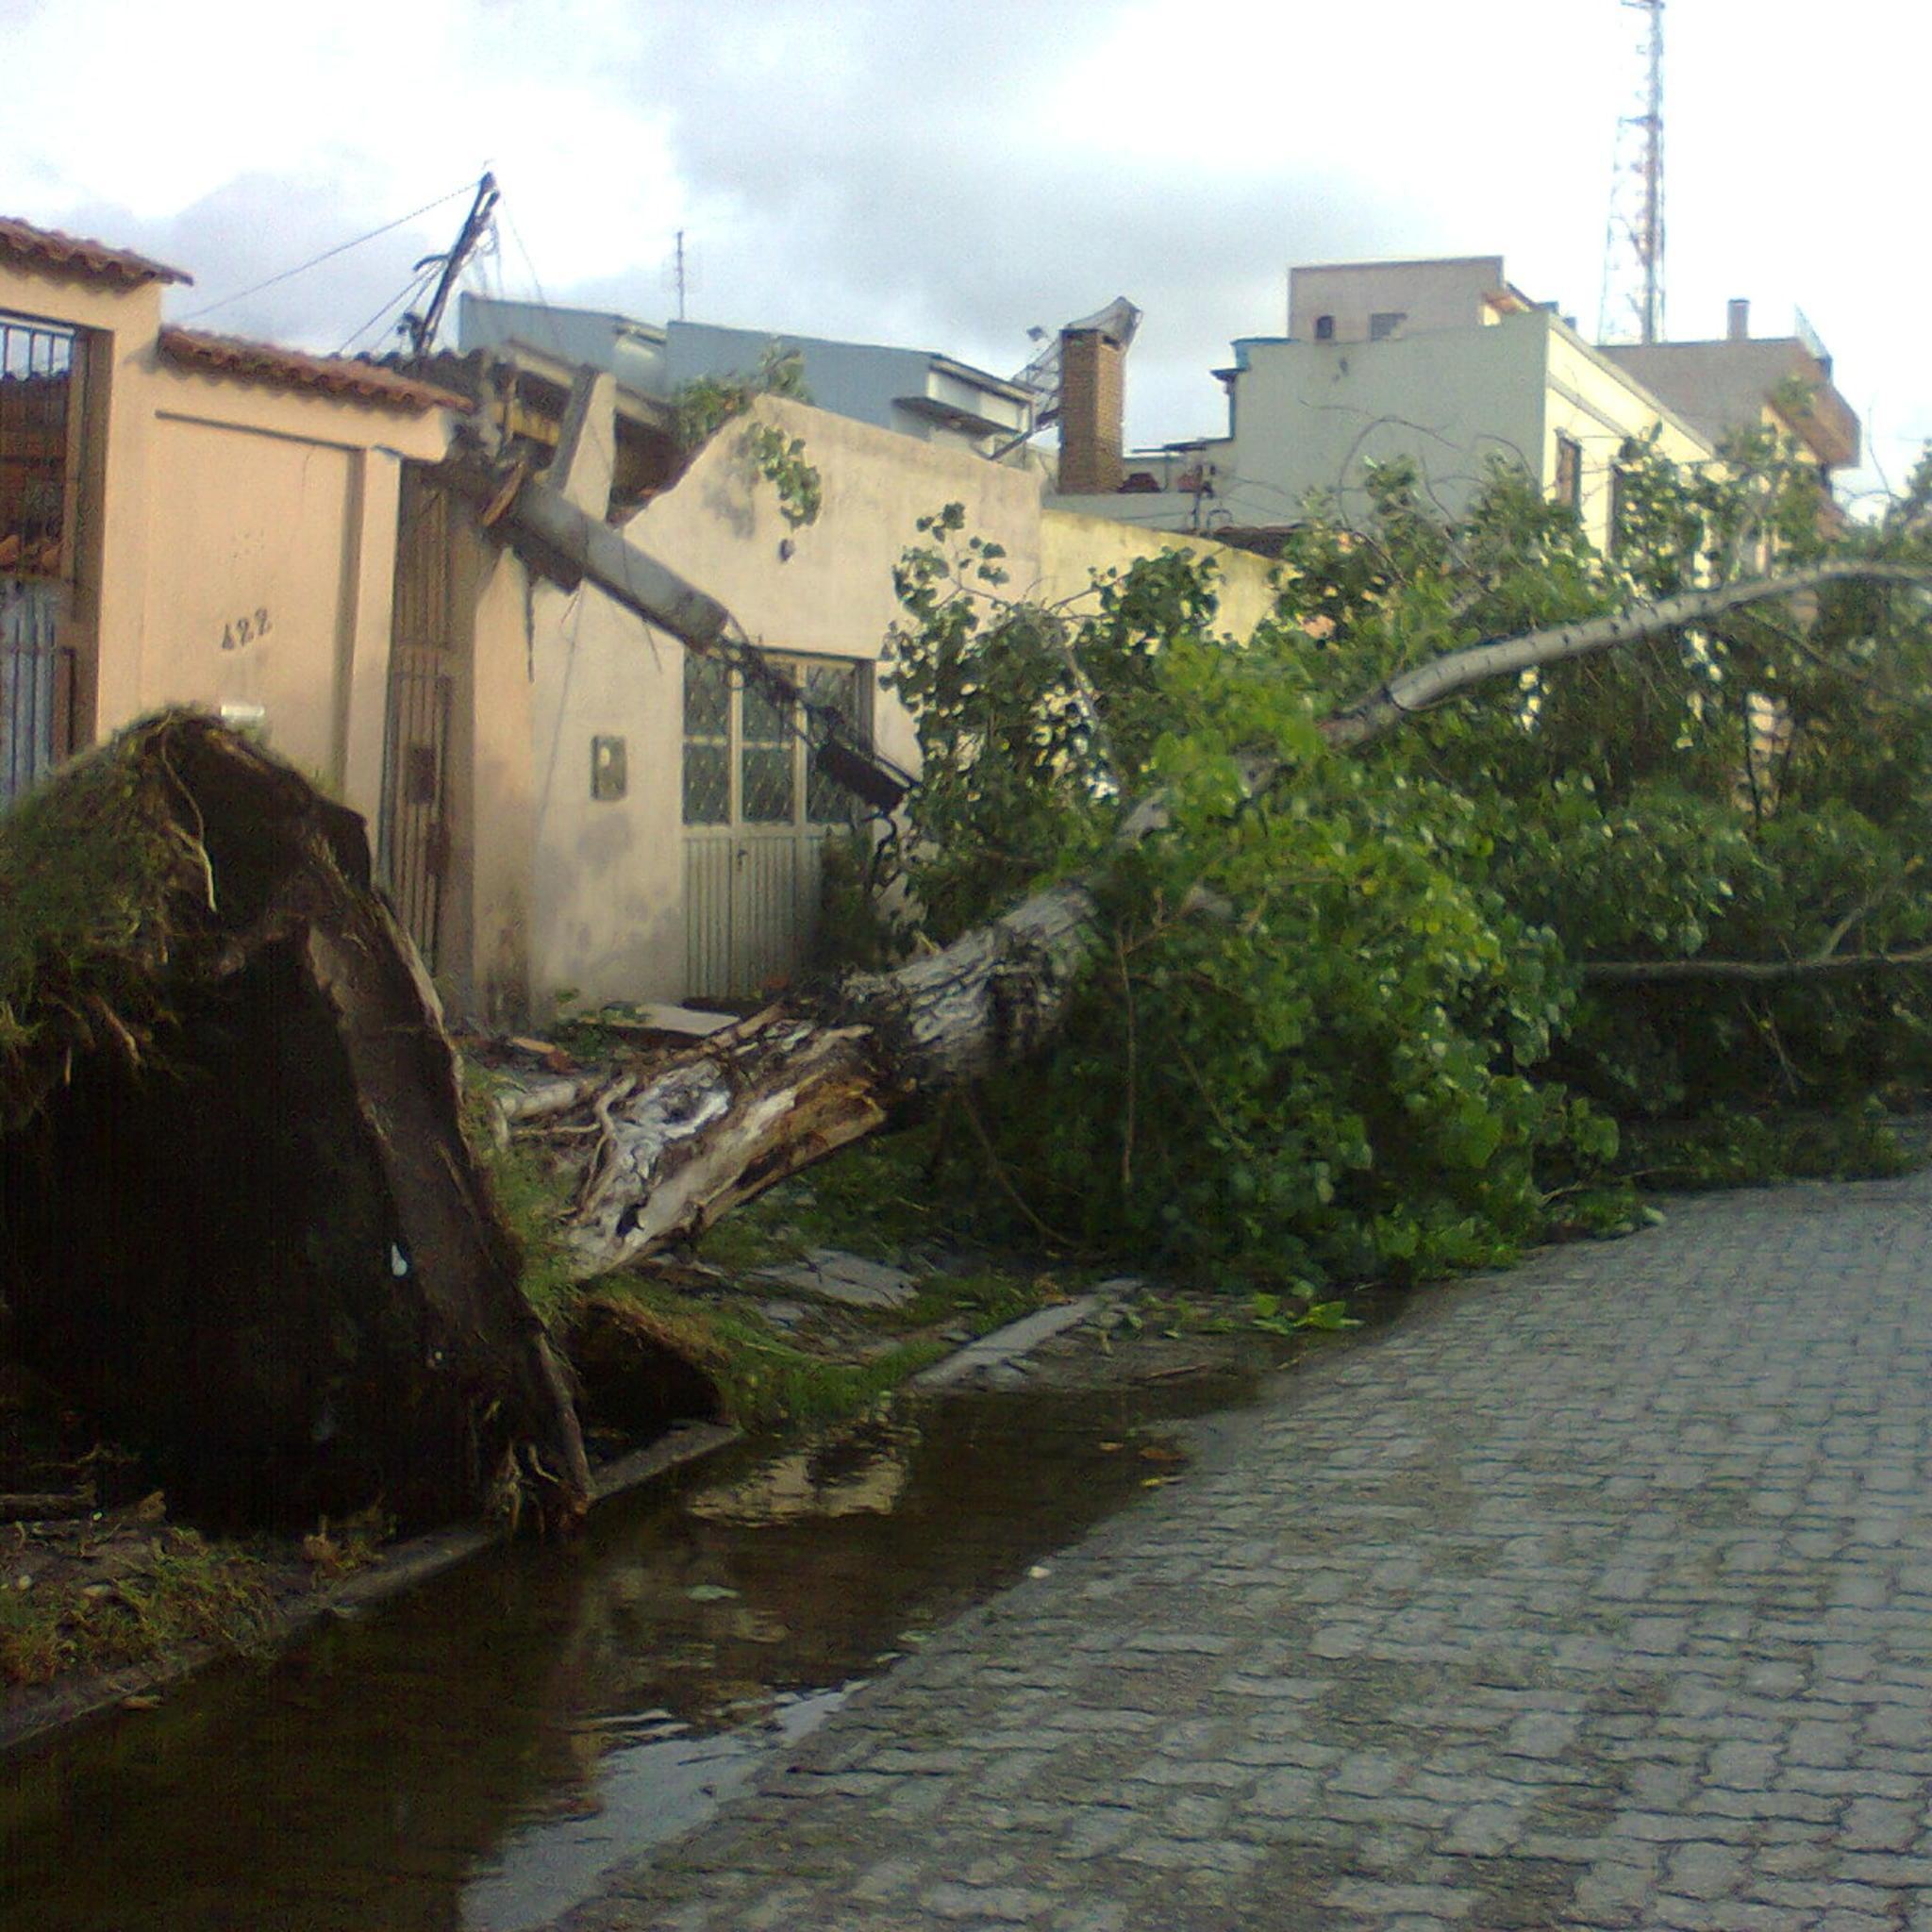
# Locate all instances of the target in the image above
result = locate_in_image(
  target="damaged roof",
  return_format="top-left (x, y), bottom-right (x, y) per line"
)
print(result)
top-left (158, 328), bottom-right (472, 415)
top-left (0, 216), bottom-right (191, 289)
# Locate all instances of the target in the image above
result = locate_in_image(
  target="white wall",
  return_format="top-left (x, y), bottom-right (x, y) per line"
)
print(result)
top-left (521, 395), bottom-right (1281, 1011)
top-left (1209, 311), bottom-right (1550, 530)
top-left (527, 395), bottom-right (1043, 1007)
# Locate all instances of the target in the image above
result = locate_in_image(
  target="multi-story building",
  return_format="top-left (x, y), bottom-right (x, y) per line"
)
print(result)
top-left (1052, 257), bottom-right (1724, 552)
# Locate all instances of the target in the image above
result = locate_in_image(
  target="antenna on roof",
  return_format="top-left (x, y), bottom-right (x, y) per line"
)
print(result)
top-left (663, 230), bottom-right (699, 322)
top-left (1010, 296), bottom-right (1141, 432)
top-left (1597, 0), bottom-right (1666, 345)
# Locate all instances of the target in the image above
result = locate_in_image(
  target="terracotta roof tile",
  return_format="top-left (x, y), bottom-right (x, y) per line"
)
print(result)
top-left (158, 329), bottom-right (472, 415)
top-left (0, 216), bottom-right (191, 288)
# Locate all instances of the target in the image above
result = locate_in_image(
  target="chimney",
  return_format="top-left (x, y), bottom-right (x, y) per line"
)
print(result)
top-left (1058, 326), bottom-right (1124, 494)
top-left (1727, 298), bottom-right (1750, 341)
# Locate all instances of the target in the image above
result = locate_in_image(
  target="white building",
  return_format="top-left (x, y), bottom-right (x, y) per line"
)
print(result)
top-left (1054, 257), bottom-right (1720, 553)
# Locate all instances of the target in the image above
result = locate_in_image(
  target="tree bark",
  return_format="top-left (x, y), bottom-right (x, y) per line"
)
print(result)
top-left (560, 881), bottom-right (1096, 1274)
top-left (1320, 561), bottom-right (1932, 752)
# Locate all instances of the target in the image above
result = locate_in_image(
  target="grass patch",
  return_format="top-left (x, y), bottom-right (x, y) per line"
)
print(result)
top-left (0, 720), bottom-right (211, 1125)
top-left (893, 1266), bottom-right (1057, 1336)
top-left (481, 1126), bottom-right (585, 1331)
top-left (0, 1530), bottom-right (277, 1687)
top-left (587, 1274), bottom-right (947, 1429)
top-left (469, 1077), bottom-right (1045, 1436)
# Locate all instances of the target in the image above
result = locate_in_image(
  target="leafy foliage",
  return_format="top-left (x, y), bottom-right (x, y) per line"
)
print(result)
top-left (672, 346), bottom-right (823, 528)
top-left (869, 437), bottom-right (1932, 1291)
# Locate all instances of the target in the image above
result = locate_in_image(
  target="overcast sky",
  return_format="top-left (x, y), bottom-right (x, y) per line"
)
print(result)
top-left (6, 0), bottom-right (1925, 502)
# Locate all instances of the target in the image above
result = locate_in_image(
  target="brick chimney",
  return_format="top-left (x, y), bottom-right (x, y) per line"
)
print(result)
top-left (1058, 326), bottom-right (1124, 494)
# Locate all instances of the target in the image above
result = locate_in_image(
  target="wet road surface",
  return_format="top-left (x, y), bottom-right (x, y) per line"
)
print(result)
top-left (556, 1173), bottom-right (1932, 1931)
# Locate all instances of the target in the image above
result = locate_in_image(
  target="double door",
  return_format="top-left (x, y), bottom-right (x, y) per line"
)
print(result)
top-left (681, 651), bottom-right (867, 1000)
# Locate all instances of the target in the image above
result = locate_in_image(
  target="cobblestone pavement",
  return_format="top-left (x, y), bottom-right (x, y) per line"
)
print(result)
top-left (558, 1171), bottom-right (1932, 1931)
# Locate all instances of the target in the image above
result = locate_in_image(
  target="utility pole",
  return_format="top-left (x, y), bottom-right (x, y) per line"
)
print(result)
top-left (1598, 0), bottom-right (1667, 345)
top-left (404, 173), bottom-right (500, 358)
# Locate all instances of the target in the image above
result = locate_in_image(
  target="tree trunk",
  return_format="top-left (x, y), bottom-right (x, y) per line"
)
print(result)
top-left (560, 881), bottom-right (1096, 1273)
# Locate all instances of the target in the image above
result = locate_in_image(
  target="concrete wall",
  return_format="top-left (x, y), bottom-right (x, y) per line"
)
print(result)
top-left (1, 253), bottom-right (448, 822)
top-left (1212, 310), bottom-right (1551, 529)
top-left (1542, 327), bottom-right (1714, 550)
top-left (522, 394), bottom-right (1038, 1007)
top-left (438, 521), bottom-right (535, 1028)
top-left (1038, 508), bottom-right (1278, 638)
top-left (1047, 489), bottom-right (1219, 532)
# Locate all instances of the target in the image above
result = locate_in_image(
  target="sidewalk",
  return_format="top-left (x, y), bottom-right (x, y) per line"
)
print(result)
top-left (557, 1170), bottom-right (1932, 1932)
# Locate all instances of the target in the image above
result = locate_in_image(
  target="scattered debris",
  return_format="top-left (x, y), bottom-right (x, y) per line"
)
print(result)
top-left (912, 1294), bottom-right (1114, 1391)
top-left (756, 1248), bottom-right (922, 1311)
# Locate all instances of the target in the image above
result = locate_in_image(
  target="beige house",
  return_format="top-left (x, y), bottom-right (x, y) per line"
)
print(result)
top-left (1053, 257), bottom-right (1719, 553)
top-left (427, 380), bottom-right (1279, 1023)
top-left (1603, 298), bottom-right (1859, 488)
top-left (0, 216), bottom-right (459, 817)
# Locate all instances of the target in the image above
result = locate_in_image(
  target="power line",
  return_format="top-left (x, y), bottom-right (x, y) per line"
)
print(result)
top-left (336, 261), bottom-right (441, 358)
top-left (177, 180), bottom-right (479, 323)
top-left (404, 174), bottom-right (500, 357)
top-left (497, 199), bottom-right (572, 361)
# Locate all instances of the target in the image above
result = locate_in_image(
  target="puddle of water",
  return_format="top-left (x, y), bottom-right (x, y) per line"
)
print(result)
top-left (0, 1372), bottom-right (1254, 1932)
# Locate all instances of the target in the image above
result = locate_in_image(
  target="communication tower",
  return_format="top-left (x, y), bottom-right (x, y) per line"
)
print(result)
top-left (1597, 0), bottom-right (1667, 344)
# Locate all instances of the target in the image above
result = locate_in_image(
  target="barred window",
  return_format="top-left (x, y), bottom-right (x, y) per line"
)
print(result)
top-left (681, 655), bottom-right (732, 824)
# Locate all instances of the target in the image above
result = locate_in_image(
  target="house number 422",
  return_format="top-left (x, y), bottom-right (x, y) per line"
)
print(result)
top-left (220, 608), bottom-right (272, 651)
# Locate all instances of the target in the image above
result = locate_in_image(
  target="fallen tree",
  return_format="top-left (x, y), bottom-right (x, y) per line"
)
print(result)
top-left (8, 439), bottom-right (1928, 1520)
top-left (0, 715), bottom-right (589, 1529)
top-left (462, 449), bottom-right (1932, 1280)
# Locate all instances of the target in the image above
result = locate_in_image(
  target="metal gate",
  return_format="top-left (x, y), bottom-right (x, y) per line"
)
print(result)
top-left (682, 653), bottom-right (868, 1000)
top-left (378, 471), bottom-right (458, 971)
top-left (1, 311), bottom-right (81, 807)
top-left (1, 579), bottom-right (72, 806)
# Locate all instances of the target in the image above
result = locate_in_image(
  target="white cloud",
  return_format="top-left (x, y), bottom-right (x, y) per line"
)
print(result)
top-left (2, 0), bottom-right (1924, 489)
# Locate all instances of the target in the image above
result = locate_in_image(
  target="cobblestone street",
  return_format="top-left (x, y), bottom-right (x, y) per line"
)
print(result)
top-left (558, 1170), bottom-right (1932, 1931)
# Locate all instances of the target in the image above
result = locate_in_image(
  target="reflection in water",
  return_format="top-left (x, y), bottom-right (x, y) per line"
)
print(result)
top-left (686, 1413), bottom-right (917, 1526)
top-left (1, 1375), bottom-right (1253, 1932)
top-left (462, 1690), bottom-right (843, 1931)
